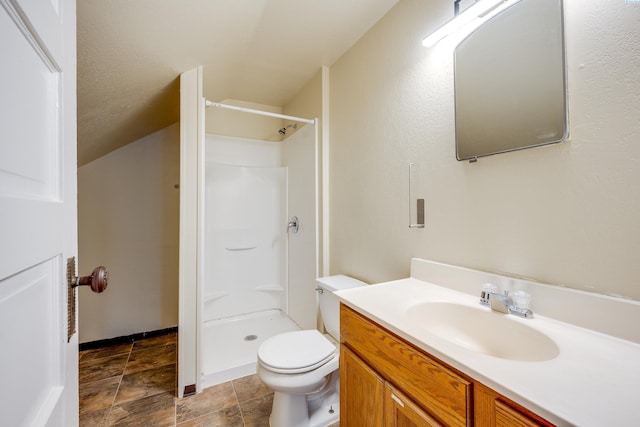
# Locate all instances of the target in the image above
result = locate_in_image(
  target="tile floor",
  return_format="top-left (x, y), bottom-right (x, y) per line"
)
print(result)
top-left (79, 332), bottom-right (275, 426)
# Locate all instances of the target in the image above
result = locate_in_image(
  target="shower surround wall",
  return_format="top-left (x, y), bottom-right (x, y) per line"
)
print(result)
top-left (202, 126), bottom-right (317, 387)
top-left (204, 135), bottom-right (287, 320)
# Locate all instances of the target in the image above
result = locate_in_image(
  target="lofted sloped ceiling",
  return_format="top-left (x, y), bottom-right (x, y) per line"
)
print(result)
top-left (77, 0), bottom-right (399, 166)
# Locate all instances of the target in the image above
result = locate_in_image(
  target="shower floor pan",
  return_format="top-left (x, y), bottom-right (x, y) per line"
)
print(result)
top-left (202, 309), bottom-right (300, 388)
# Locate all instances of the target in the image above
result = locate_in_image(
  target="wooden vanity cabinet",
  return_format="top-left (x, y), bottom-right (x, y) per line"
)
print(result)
top-left (340, 345), bottom-right (442, 427)
top-left (474, 382), bottom-right (554, 427)
top-left (340, 305), bottom-right (471, 426)
top-left (340, 345), bottom-right (384, 426)
top-left (340, 304), bottom-right (554, 427)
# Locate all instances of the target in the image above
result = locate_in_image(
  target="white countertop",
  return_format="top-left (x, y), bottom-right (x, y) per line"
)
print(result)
top-left (337, 275), bottom-right (640, 426)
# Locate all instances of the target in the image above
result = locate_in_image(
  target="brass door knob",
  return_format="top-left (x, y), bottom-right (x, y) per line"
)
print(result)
top-left (73, 266), bottom-right (108, 293)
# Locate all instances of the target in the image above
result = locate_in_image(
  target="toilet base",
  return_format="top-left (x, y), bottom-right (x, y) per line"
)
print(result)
top-left (269, 372), bottom-right (340, 427)
top-left (270, 393), bottom-right (308, 427)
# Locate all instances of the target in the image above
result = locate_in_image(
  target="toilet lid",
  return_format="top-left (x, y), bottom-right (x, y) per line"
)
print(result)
top-left (258, 330), bottom-right (336, 374)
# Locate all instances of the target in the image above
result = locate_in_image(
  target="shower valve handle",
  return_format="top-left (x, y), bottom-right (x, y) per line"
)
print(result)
top-left (73, 266), bottom-right (109, 293)
top-left (287, 216), bottom-right (299, 234)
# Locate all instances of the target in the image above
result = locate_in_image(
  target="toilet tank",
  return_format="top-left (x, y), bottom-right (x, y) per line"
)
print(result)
top-left (316, 275), bottom-right (367, 340)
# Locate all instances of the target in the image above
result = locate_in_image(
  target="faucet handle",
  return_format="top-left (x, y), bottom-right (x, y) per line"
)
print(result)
top-left (510, 290), bottom-right (532, 317)
top-left (480, 283), bottom-right (498, 306)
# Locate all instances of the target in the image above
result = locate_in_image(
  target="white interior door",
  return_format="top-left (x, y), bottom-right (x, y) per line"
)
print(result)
top-left (0, 0), bottom-right (78, 425)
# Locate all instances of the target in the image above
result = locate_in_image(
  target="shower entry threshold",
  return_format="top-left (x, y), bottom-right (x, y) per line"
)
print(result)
top-left (202, 309), bottom-right (300, 389)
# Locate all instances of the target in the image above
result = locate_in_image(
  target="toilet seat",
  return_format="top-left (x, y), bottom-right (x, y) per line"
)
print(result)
top-left (258, 330), bottom-right (336, 374)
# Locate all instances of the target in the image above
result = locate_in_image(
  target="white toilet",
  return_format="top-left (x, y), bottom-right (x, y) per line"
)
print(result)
top-left (257, 275), bottom-right (366, 427)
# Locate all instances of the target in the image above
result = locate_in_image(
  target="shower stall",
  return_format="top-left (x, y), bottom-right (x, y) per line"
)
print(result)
top-left (190, 102), bottom-right (319, 390)
top-left (178, 68), bottom-right (320, 395)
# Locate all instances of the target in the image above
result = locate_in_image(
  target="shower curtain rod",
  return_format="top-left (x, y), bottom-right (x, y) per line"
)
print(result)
top-left (205, 100), bottom-right (316, 125)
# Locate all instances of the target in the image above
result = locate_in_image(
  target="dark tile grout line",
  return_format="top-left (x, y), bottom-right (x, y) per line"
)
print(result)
top-left (106, 343), bottom-right (131, 425)
top-left (230, 380), bottom-right (248, 427)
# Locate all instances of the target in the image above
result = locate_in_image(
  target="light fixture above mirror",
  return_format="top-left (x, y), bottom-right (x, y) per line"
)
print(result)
top-left (422, 0), bottom-right (522, 48)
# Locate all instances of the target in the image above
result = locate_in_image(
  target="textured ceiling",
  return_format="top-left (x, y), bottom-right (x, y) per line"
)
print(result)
top-left (77, 0), bottom-right (399, 165)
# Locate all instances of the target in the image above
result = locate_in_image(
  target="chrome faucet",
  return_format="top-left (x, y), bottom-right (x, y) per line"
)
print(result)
top-left (490, 291), bottom-right (514, 315)
top-left (480, 285), bottom-right (533, 319)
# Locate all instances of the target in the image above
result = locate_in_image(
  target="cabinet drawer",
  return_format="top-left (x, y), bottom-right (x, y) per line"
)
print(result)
top-left (341, 305), bottom-right (472, 427)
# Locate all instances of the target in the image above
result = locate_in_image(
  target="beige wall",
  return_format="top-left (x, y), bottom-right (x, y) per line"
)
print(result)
top-left (329, 0), bottom-right (640, 300)
top-left (78, 124), bottom-right (180, 343)
top-left (205, 99), bottom-right (284, 139)
top-left (284, 70), bottom-right (322, 128)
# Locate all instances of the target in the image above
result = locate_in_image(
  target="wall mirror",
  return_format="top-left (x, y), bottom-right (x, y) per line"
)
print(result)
top-left (454, 0), bottom-right (567, 162)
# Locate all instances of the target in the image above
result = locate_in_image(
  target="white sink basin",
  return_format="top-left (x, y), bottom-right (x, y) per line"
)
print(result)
top-left (406, 302), bottom-right (559, 361)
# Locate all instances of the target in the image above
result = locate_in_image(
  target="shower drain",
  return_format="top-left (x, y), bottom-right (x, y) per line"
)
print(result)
top-left (244, 334), bottom-right (258, 341)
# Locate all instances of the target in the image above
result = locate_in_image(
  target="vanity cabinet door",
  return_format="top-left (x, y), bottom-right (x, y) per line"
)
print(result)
top-left (495, 400), bottom-right (546, 427)
top-left (385, 383), bottom-right (443, 427)
top-left (340, 345), bottom-right (384, 426)
top-left (475, 382), bottom-right (554, 427)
